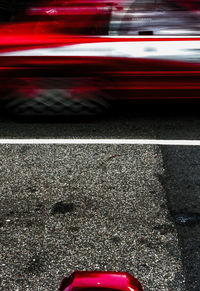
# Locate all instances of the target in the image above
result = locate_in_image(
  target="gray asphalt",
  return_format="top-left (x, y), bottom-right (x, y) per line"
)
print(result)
top-left (0, 103), bottom-right (200, 290)
top-left (0, 145), bottom-right (185, 291)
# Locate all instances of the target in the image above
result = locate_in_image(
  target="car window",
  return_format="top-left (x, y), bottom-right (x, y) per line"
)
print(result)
top-left (110, 0), bottom-right (200, 36)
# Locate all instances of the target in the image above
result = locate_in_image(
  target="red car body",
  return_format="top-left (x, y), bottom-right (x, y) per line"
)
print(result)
top-left (58, 271), bottom-right (143, 291)
top-left (0, 33), bottom-right (199, 99)
top-left (0, 0), bottom-right (199, 114)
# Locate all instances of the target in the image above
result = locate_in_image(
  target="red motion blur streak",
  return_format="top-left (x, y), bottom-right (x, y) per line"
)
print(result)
top-left (0, 38), bottom-right (200, 99)
top-left (58, 271), bottom-right (143, 291)
top-left (0, 0), bottom-right (200, 101)
top-left (173, 0), bottom-right (200, 11)
top-left (1, 30), bottom-right (200, 52)
top-left (0, 34), bottom-right (200, 99)
top-left (23, 0), bottom-right (124, 35)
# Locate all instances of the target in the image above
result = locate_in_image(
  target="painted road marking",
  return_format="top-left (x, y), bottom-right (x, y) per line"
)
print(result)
top-left (1, 139), bottom-right (200, 145)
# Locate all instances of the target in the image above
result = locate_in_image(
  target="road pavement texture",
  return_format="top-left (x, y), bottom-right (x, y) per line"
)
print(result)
top-left (0, 145), bottom-right (186, 290)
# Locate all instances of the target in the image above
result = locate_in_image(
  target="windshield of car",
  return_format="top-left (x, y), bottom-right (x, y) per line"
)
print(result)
top-left (110, 0), bottom-right (200, 36)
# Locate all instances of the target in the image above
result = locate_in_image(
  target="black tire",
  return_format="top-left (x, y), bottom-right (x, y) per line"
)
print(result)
top-left (1, 88), bottom-right (109, 117)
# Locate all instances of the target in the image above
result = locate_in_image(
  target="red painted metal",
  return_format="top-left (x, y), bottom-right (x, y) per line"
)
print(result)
top-left (58, 271), bottom-right (143, 291)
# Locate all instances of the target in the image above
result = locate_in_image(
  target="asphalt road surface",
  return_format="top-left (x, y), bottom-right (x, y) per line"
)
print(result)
top-left (0, 101), bottom-right (200, 290)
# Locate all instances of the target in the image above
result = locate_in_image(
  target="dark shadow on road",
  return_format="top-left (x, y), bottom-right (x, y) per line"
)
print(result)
top-left (1, 99), bottom-right (200, 138)
top-left (160, 145), bottom-right (200, 291)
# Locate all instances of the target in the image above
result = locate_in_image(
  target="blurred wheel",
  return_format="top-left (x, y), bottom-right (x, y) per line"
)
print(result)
top-left (1, 80), bottom-right (109, 116)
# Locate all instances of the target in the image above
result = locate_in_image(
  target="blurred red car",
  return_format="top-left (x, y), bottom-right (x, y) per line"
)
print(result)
top-left (0, 0), bottom-right (199, 115)
top-left (174, 0), bottom-right (199, 11)
top-left (58, 271), bottom-right (143, 291)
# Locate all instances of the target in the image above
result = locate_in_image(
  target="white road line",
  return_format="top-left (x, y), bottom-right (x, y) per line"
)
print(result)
top-left (0, 139), bottom-right (200, 145)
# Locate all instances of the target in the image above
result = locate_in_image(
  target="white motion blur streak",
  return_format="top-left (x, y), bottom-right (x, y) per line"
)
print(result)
top-left (1, 39), bottom-right (200, 62)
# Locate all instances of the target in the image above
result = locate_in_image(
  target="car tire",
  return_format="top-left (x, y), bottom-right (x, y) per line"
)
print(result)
top-left (1, 87), bottom-right (109, 117)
